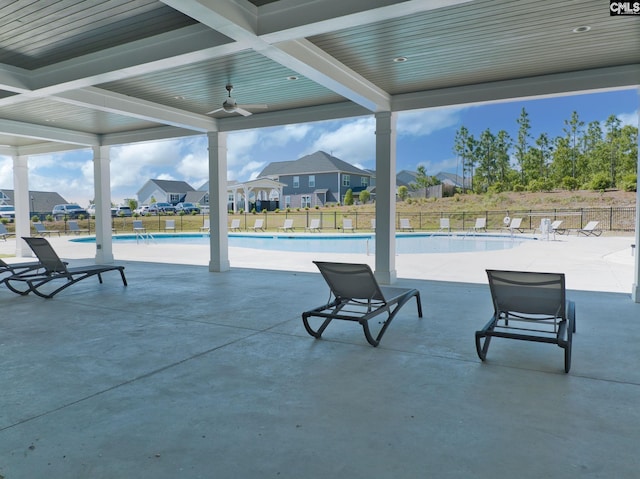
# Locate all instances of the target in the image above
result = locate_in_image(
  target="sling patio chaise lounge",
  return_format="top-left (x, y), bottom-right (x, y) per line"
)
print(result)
top-left (4, 237), bottom-right (127, 299)
top-left (577, 221), bottom-right (602, 236)
top-left (302, 261), bottom-right (423, 347)
top-left (475, 269), bottom-right (576, 373)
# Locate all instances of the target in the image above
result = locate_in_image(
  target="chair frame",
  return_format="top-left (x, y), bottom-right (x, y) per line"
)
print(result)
top-left (475, 269), bottom-right (576, 373)
top-left (305, 218), bottom-right (321, 232)
top-left (33, 222), bottom-right (60, 237)
top-left (342, 218), bottom-right (354, 232)
top-left (230, 219), bottom-right (242, 232)
top-left (302, 261), bottom-right (423, 347)
top-left (252, 218), bottom-right (265, 231)
top-left (577, 221), bottom-right (602, 237)
top-left (68, 220), bottom-right (89, 234)
top-left (279, 219), bottom-right (295, 232)
top-left (4, 237), bottom-right (127, 298)
top-left (399, 218), bottom-right (414, 232)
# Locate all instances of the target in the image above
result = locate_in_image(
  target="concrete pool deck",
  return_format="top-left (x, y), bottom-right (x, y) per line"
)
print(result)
top-left (3, 231), bottom-right (634, 294)
top-left (1, 232), bottom-right (639, 478)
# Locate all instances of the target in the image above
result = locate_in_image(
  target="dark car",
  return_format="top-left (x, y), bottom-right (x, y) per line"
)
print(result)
top-left (148, 202), bottom-right (176, 215)
top-left (52, 204), bottom-right (89, 220)
top-left (175, 202), bottom-right (200, 214)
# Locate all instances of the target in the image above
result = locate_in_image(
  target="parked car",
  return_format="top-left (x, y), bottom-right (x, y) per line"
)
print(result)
top-left (114, 206), bottom-right (132, 217)
top-left (52, 203), bottom-right (89, 220)
top-left (148, 202), bottom-right (176, 215)
top-left (175, 202), bottom-right (200, 214)
top-left (0, 205), bottom-right (16, 221)
top-left (134, 205), bottom-right (150, 216)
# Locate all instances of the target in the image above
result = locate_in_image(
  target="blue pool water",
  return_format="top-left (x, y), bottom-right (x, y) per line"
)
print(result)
top-left (72, 233), bottom-right (530, 255)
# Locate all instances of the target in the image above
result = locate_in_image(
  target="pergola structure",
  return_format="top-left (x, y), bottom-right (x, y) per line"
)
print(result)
top-left (228, 177), bottom-right (285, 213)
top-left (0, 1), bottom-right (638, 299)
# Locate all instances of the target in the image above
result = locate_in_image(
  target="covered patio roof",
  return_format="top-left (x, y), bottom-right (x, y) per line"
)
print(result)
top-left (0, 0), bottom-right (637, 151)
top-left (0, 0), bottom-right (638, 298)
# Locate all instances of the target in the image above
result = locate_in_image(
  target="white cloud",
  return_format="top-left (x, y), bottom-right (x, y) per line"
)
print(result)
top-left (306, 117), bottom-right (376, 166)
top-left (264, 124), bottom-right (312, 147)
top-left (398, 107), bottom-right (465, 137)
top-left (417, 156), bottom-right (460, 175)
top-left (618, 110), bottom-right (638, 128)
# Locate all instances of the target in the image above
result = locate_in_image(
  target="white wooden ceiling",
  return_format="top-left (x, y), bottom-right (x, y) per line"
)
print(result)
top-left (0, 0), bottom-right (638, 155)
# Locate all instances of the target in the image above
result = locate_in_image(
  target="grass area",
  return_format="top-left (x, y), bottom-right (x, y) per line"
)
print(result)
top-left (1, 190), bottom-right (636, 235)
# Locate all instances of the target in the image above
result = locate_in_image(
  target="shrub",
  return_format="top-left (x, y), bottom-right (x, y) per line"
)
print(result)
top-left (620, 173), bottom-right (637, 192)
top-left (561, 176), bottom-right (579, 191)
top-left (31, 215), bottom-right (40, 222)
top-left (588, 173), bottom-right (611, 191)
top-left (46, 215), bottom-right (54, 222)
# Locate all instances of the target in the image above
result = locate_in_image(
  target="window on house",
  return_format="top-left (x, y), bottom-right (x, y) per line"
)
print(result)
top-left (169, 194), bottom-right (180, 203)
top-left (285, 196), bottom-right (291, 208)
top-left (308, 175), bottom-right (315, 187)
top-left (301, 195), bottom-right (311, 208)
top-left (361, 177), bottom-right (369, 187)
top-left (293, 176), bottom-right (299, 188)
top-left (342, 175), bottom-right (350, 187)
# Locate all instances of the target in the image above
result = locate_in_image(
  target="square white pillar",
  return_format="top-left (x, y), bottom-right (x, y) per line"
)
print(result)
top-left (12, 154), bottom-right (32, 257)
top-left (374, 111), bottom-right (398, 284)
top-left (93, 146), bottom-right (114, 264)
top-left (208, 131), bottom-right (230, 272)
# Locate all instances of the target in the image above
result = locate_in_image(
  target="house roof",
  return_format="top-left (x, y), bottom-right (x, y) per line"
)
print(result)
top-left (0, 190), bottom-right (69, 213)
top-left (396, 170), bottom-right (418, 187)
top-left (142, 179), bottom-right (196, 195)
top-left (260, 151), bottom-right (370, 177)
top-left (435, 172), bottom-right (471, 188)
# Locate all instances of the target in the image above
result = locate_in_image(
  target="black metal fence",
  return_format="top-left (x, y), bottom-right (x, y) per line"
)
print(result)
top-left (229, 207), bottom-right (637, 232)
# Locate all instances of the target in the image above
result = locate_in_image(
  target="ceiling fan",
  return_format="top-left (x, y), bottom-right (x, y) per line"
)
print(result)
top-left (206, 84), bottom-right (267, 117)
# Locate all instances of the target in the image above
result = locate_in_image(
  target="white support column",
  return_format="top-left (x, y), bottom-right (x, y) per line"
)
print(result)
top-left (93, 146), bottom-right (114, 264)
top-left (12, 154), bottom-right (31, 257)
top-left (632, 87), bottom-right (640, 302)
top-left (374, 111), bottom-right (398, 284)
top-left (208, 131), bottom-right (230, 272)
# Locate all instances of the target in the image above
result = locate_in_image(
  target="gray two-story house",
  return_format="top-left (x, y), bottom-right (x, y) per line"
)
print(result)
top-left (259, 151), bottom-right (373, 208)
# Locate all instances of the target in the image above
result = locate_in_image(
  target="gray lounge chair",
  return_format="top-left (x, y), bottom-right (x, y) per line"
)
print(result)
top-left (4, 237), bottom-right (127, 298)
top-left (475, 269), bottom-right (576, 373)
top-left (33, 222), bottom-right (60, 236)
top-left (68, 220), bottom-right (89, 234)
top-left (302, 261), bottom-right (423, 346)
top-left (0, 223), bottom-right (14, 240)
top-left (1, 258), bottom-right (44, 286)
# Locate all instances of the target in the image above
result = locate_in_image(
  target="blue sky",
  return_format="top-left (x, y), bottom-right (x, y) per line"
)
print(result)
top-left (0, 88), bottom-right (637, 206)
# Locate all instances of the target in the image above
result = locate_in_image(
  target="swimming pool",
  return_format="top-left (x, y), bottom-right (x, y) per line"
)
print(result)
top-left (72, 233), bottom-right (530, 255)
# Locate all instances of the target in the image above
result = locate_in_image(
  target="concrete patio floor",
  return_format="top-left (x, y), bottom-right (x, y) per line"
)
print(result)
top-left (1, 235), bottom-right (639, 478)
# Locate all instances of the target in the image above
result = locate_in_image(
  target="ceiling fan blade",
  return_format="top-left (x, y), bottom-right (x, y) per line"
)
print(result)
top-left (235, 107), bottom-right (253, 117)
top-left (205, 107), bottom-right (224, 115)
top-left (240, 104), bottom-right (268, 110)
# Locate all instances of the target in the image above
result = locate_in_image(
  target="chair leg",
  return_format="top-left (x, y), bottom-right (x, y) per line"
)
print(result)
top-left (475, 332), bottom-right (492, 361)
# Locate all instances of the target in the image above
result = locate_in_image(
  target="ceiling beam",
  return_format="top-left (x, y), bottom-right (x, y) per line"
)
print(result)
top-left (258, 0), bottom-right (474, 42)
top-left (392, 65), bottom-right (640, 111)
top-left (0, 119), bottom-right (99, 147)
top-left (163, 0), bottom-right (391, 111)
top-left (54, 87), bottom-right (218, 133)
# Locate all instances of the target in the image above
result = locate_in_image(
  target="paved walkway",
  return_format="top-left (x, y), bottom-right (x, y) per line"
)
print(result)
top-left (2, 232), bottom-right (634, 294)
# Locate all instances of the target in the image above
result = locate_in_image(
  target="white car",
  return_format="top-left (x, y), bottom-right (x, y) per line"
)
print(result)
top-left (0, 205), bottom-right (15, 221)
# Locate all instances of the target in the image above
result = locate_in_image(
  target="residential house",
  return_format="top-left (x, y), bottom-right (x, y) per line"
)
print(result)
top-left (0, 189), bottom-right (68, 217)
top-left (137, 179), bottom-right (196, 206)
top-left (259, 151), bottom-right (373, 208)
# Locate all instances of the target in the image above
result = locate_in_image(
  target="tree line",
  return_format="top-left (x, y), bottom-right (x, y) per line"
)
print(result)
top-left (452, 108), bottom-right (638, 193)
